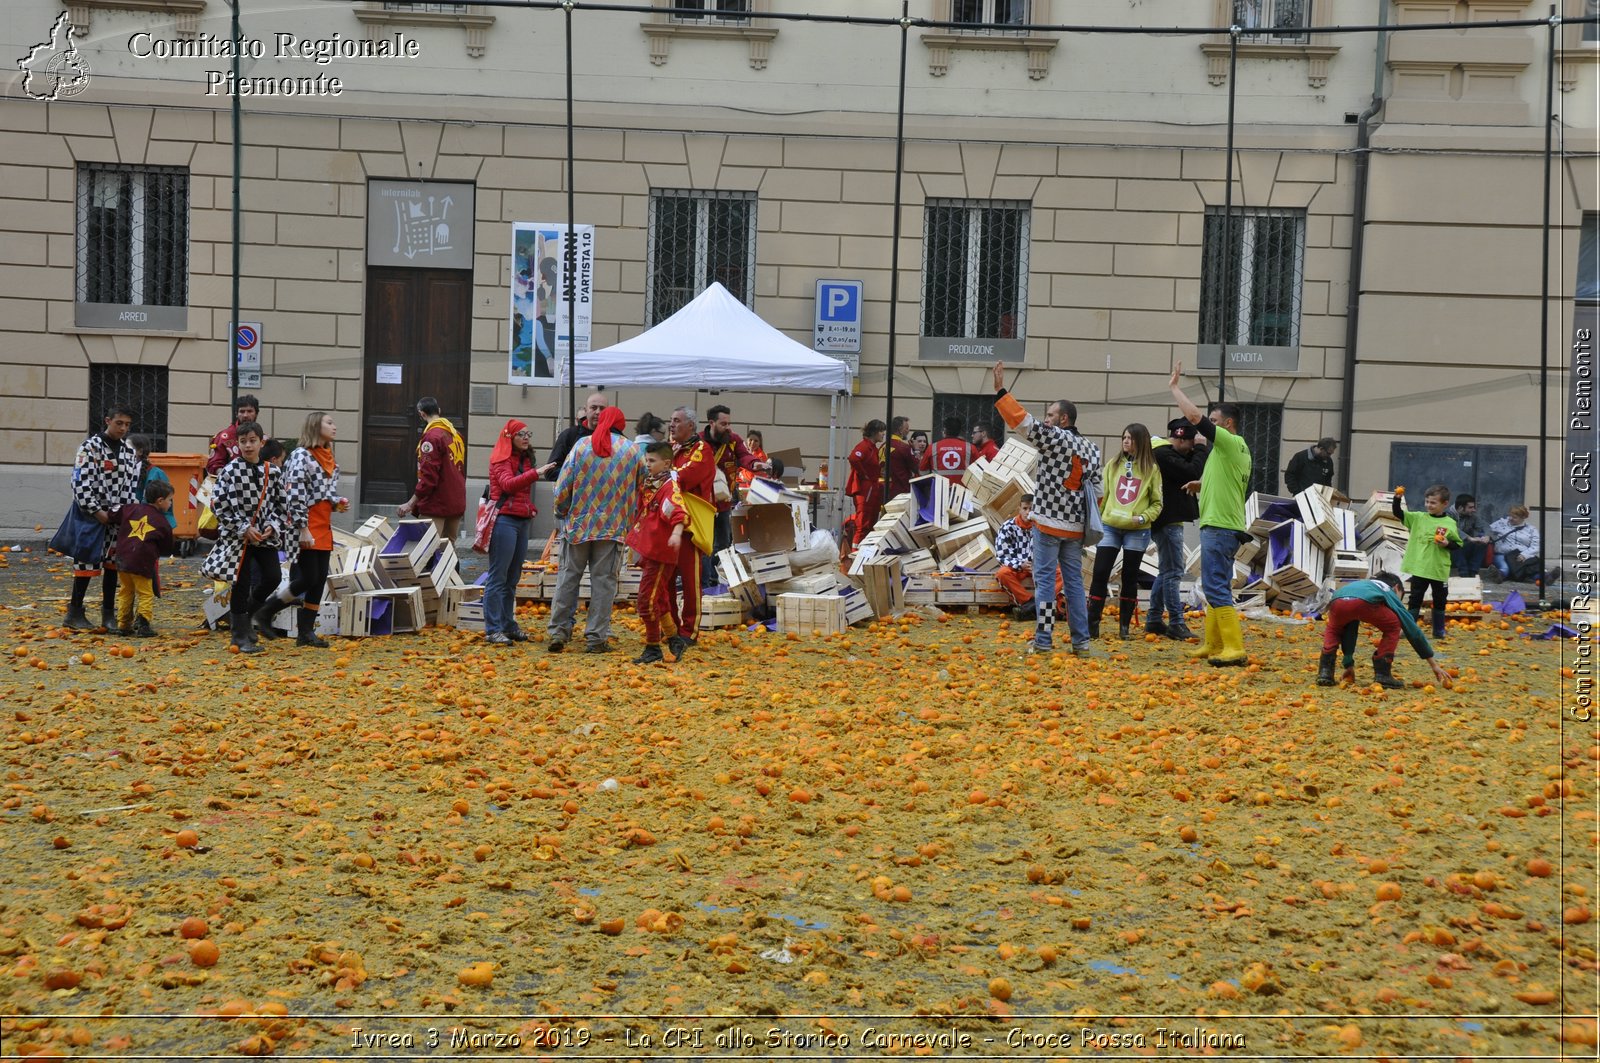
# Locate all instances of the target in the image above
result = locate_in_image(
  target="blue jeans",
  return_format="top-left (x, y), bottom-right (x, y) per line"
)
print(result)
top-left (1098, 524), bottom-right (1152, 553)
top-left (483, 514), bottom-right (529, 636)
top-left (1033, 527), bottom-right (1087, 648)
top-left (1150, 523), bottom-right (1188, 628)
top-left (1199, 525), bottom-right (1241, 609)
top-left (1454, 540), bottom-right (1487, 576)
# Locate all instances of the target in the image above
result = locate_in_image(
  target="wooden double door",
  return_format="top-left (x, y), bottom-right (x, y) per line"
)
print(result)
top-left (360, 266), bottom-right (472, 506)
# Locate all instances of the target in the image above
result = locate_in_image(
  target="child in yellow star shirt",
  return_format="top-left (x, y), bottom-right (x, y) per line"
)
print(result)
top-left (113, 480), bottom-right (175, 637)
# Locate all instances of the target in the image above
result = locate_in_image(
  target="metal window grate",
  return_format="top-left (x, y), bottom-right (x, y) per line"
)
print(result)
top-left (952, 0), bottom-right (1028, 29)
top-left (76, 163), bottom-right (188, 308)
top-left (88, 364), bottom-right (169, 451)
top-left (1199, 207), bottom-right (1304, 348)
top-left (1585, 0), bottom-right (1598, 42)
top-left (384, 2), bottom-right (469, 11)
top-left (1579, 213), bottom-right (1599, 302)
top-left (667, 0), bottom-right (751, 23)
top-left (1234, 0), bottom-right (1310, 42)
top-left (931, 393), bottom-right (1003, 447)
top-left (1231, 402), bottom-right (1283, 497)
top-left (646, 189), bottom-right (757, 325)
top-left (921, 199), bottom-right (1030, 340)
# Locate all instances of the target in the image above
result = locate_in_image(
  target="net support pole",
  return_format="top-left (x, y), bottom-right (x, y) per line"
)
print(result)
top-left (881, 0), bottom-right (909, 499)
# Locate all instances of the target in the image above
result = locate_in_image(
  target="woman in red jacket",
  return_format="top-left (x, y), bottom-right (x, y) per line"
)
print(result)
top-left (484, 419), bottom-right (539, 645)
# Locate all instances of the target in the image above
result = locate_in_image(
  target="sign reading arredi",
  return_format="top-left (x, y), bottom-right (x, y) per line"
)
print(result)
top-left (231, 321), bottom-right (262, 388)
top-left (814, 280), bottom-right (863, 372)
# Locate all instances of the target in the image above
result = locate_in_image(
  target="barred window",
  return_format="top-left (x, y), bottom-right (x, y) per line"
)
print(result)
top-left (1231, 401), bottom-right (1282, 497)
top-left (1199, 207), bottom-right (1305, 349)
top-left (952, 0), bottom-right (1028, 27)
top-left (1234, 0), bottom-right (1310, 42)
top-left (922, 200), bottom-right (1029, 344)
top-left (88, 364), bottom-right (169, 450)
top-left (1586, 0), bottom-right (1598, 42)
top-left (76, 163), bottom-right (189, 330)
top-left (1580, 213), bottom-right (1599, 302)
top-left (668, 0), bottom-right (751, 23)
top-left (647, 190), bottom-right (757, 325)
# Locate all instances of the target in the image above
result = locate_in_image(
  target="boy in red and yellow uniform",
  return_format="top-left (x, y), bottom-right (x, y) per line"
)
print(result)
top-left (668, 407), bottom-right (716, 650)
top-left (628, 442), bottom-right (688, 664)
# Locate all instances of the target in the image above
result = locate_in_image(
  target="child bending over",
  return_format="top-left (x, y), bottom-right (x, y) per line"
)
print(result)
top-left (1317, 572), bottom-right (1452, 690)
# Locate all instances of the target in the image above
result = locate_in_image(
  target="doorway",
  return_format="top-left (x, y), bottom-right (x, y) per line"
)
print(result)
top-left (1388, 443), bottom-right (1527, 525)
top-left (360, 266), bottom-right (472, 506)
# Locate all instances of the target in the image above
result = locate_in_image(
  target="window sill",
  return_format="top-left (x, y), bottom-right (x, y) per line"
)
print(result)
top-left (1199, 40), bottom-right (1340, 89)
top-left (67, 0), bottom-right (206, 38)
top-left (353, 4), bottom-right (496, 58)
top-left (641, 21), bottom-right (778, 69)
top-left (63, 325), bottom-right (199, 339)
top-left (920, 31), bottom-right (1058, 80)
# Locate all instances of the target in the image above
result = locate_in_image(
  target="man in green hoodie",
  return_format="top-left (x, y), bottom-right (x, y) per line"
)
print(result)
top-left (1316, 572), bottom-right (1453, 690)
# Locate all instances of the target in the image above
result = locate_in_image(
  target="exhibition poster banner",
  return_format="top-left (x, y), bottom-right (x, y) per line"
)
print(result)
top-left (510, 222), bottom-right (594, 385)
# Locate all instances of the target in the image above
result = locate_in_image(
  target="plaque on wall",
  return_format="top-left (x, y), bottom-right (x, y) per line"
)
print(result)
top-left (367, 180), bottom-right (475, 270)
top-left (1195, 345), bottom-right (1301, 373)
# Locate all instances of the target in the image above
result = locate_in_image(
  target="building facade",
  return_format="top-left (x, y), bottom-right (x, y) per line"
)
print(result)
top-left (2, 0), bottom-right (1595, 539)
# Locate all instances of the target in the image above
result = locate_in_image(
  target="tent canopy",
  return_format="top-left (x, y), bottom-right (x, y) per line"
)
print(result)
top-left (569, 282), bottom-right (850, 394)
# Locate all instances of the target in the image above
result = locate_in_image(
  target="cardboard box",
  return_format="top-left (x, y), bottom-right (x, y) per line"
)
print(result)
top-left (776, 592), bottom-right (848, 636)
top-left (353, 515), bottom-right (395, 547)
top-left (377, 520), bottom-right (442, 580)
top-left (737, 502), bottom-right (810, 554)
top-left (341, 586), bottom-right (425, 637)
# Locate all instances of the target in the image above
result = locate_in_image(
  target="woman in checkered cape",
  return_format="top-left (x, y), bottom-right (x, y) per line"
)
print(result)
top-left (200, 423), bottom-right (287, 652)
top-left (253, 412), bottom-right (347, 647)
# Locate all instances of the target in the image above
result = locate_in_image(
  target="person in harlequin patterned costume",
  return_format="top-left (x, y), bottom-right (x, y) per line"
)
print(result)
top-left (200, 422), bottom-right (289, 654)
top-left (668, 406), bottom-right (715, 656)
top-left (628, 442), bottom-right (689, 665)
top-left (255, 412), bottom-right (348, 648)
top-left (992, 493), bottom-right (1064, 621)
top-left (64, 405), bottom-right (139, 631)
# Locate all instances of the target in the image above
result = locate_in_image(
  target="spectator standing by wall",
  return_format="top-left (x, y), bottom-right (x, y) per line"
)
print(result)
top-left (1283, 437), bottom-right (1337, 495)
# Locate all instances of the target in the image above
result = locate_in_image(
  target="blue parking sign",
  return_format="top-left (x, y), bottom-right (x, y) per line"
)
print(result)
top-left (814, 279), bottom-right (863, 357)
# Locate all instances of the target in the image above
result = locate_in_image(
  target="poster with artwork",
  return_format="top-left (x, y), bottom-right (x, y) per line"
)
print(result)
top-left (509, 222), bottom-right (594, 386)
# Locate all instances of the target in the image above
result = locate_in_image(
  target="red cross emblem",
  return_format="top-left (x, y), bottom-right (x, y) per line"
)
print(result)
top-left (1116, 475), bottom-right (1141, 504)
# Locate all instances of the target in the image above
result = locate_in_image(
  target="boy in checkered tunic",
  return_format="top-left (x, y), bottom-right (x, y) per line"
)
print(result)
top-left (64, 406), bottom-right (140, 631)
top-left (200, 423), bottom-right (288, 653)
top-left (990, 362), bottom-right (1103, 656)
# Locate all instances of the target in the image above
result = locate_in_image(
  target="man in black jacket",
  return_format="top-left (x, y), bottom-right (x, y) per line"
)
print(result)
top-left (1284, 437), bottom-right (1337, 495)
top-left (539, 391), bottom-right (607, 481)
top-left (1146, 417), bottom-right (1207, 640)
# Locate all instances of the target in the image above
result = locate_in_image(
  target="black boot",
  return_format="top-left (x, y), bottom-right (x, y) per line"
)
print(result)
top-left (1431, 607), bottom-right (1446, 641)
top-left (231, 621), bottom-right (263, 654)
top-left (132, 617), bottom-right (157, 638)
top-left (1011, 601), bottom-right (1037, 622)
top-left (252, 598), bottom-right (288, 640)
top-left (633, 644), bottom-right (665, 665)
top-left (1372, 654), bottom-right (1404, 689)
top-left (667, 634), bottom-right (690, 661)
top-left (99, 603), bottom-right (117, 633)
top-left (1316, 651), bottom-right (1337, 686)
top-left (296, 606), bottom-right (329, 648)
top-left (1118, 598), bottom-right (1137, 640)
top-left (63, 605), bottom-right (93, 630)
top-left (1087, 595), bottom-right (1105, 640)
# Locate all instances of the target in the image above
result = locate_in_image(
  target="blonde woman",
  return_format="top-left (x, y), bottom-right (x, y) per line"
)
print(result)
top-left (255, 412), bottom-right (347, 647)
top-left (1089, 423), bottom-right (1163, 640)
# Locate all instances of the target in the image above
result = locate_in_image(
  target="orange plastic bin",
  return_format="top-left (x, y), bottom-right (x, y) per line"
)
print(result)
top-left (148, 452), bottom-right (206, 543)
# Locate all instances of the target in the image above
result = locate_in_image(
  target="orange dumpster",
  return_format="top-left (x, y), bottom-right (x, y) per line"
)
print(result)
top-left (147, 453), bottom-right (206, 541)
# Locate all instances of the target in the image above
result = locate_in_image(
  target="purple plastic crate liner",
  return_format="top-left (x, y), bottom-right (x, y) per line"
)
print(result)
top-left (369, 596), bottom-right (393, 636)
top-left (1267, 523), bottom-right (1294, 569)
top-left (381, 522), bottom-right (430, 555)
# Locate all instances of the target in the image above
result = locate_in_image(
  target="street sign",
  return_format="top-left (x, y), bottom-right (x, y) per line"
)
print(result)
top-left (814, 279), bottom-right (863, 374)
top-left (231, 321), bottom-right (262, 388)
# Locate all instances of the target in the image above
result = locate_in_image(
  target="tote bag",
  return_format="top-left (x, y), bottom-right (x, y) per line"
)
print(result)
top-left (471, 494), bottom-right (499, 554)
top-left (49, 504), bottom-right (105, 565)
top-left (1082, 486), bottom-right (1105, 549)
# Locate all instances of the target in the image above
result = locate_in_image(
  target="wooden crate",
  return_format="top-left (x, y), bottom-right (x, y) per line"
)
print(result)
top-left (935, 572), bottom-right (977, 605)
top-left (377, 520), bottom-right (442, 581)
top-left (746, 551), bottom-right (793, 584)
top-left (353, 515), bottom-right (395, 547)
top-left (1448, 576), bottom-right (1484, 603)
top-left (1332, 549), bottom-right (1370, 580)
top-left (947, 534), bottom-right (998, 573)
top-left (902, 574), bottom-right (937, 605)
top-left (442, 584), bottom-right (486, 628)
top-left (1295, 485), bottom-right (1344, 551)
top-left (1246, 493), bottom-right (1300, 537)
top-left (699, 594), bottom-right (746, 629)
top-left (775, 592), bottom-right (848, 635)
top-left (340, 586), bottom-right (425, 637)
top-left (326, 545), bottom-right (395, 596)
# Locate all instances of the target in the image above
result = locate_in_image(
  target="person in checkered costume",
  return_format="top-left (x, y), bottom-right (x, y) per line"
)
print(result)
top-left (253, 412), bottom-right (348, 647)
top-left (991, 362), bottom-right (1103, 655)
top-left (200, 423), bottom-right (289, 653)
top-left (64, 406), bottom-right (140, 630)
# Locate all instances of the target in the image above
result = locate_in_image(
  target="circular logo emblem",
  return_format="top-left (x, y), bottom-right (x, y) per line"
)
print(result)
top-left (938, 449), bottom-right (962, 471)
top-left (46, 50), bottom-right (91, 99)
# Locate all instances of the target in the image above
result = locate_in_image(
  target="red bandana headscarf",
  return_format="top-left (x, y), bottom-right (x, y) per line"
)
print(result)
top-left (590, 407), bottom-right (626, 458)
top-left (490, 419), bottom-right (528, 465)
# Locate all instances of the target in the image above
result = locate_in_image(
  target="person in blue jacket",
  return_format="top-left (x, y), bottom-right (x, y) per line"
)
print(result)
top-left (1317, 572), bottom-right (1453, 690)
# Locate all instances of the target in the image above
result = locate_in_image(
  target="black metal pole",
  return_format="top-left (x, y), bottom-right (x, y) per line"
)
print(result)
top-left (882, 0), bottom-right (909, 495)
top-left (1217, 25), bottom-right (1239, 405)
top-left (564, 0), bottom-right (577, 428)
top-left (1537, 5), bottom-right (1556, 607)
top-left (228, 0), bottom-right (241, 419)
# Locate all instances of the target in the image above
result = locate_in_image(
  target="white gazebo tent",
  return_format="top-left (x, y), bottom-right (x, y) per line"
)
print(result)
top-left (568, 282), bottom-right (853, 526)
